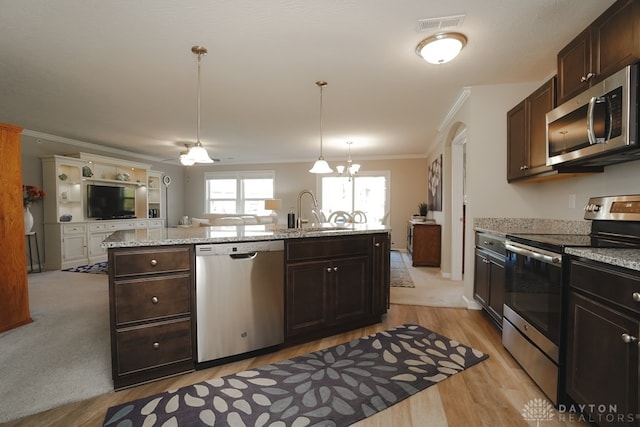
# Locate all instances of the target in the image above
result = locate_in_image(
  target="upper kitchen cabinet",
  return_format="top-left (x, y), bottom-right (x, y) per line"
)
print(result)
top-left (558, 0), bottom-right (640, 104)
top-left (507, 78), bottom-right (557, 182)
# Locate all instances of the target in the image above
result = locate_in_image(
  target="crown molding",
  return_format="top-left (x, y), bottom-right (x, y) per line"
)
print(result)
top-left (437, 86), bottom-right (471, 133)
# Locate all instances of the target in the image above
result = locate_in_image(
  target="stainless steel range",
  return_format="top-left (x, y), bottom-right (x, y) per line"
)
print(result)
top-left (502, 194), bottom-right (640, 405)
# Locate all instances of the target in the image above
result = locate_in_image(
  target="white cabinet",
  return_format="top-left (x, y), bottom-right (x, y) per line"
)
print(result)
top-left (41, 153), bottom-right (167, 270)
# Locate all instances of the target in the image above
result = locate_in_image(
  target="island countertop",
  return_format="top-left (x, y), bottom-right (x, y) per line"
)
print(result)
top-left (103, 223), bottom-right (391, 248)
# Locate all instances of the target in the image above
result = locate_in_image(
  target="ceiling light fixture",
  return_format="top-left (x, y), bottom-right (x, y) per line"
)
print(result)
top-left (179, 144), bottom-right (195, 166)
top-left (336, 141), bottom-right (360, 181)
top-left (309, 80), bottom-right (333, 174)
top-left (415, 32), bottom-right (467, 64)
top-left (181, 45), bottom-right (214, 165)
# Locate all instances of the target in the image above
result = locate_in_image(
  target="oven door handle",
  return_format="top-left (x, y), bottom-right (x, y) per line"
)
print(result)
top-left (505, 242), bottom-right (562, 265)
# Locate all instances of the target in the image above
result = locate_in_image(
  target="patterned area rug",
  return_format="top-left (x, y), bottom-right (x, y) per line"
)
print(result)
top-left (390, 250), bottom-right (415, 288)
top-left (63, 262), bottom-right (108, 274)
top-left (103, 324), bottom-right (488, 427)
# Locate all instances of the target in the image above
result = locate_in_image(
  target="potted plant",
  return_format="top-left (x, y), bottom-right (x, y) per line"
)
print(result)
top-left (418, 202), bottom-right (428, 216)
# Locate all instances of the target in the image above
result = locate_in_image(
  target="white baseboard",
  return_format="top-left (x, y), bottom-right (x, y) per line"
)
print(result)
top-left (462, 295), bottom-right (482, 310)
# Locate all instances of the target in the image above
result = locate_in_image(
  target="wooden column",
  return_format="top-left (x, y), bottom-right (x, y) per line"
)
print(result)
top-left (0, 123), bottom-right (32, 333)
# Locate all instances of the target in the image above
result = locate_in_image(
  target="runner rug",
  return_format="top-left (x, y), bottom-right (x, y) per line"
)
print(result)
top-left (103, 324), bottom-right (488, 427)
top-left (63, 262), bottom-right (108, 274)
top-left (390, 250), bottom-right (415, 288)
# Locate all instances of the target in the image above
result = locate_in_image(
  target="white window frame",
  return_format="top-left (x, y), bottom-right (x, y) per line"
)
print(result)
top-left (204, 170), bottom-right (275, 214)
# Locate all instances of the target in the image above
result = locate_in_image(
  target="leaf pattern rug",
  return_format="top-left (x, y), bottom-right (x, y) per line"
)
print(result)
top-left (390, 251), bottom-right (414, 288)
top-left (103, 324), bottom-right (488, 427)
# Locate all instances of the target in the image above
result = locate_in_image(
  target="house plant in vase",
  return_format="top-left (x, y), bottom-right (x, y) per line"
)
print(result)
top-left (413, 202), bottom-right (428, 221)
top-left (23, 184), bottom-right (46, 233)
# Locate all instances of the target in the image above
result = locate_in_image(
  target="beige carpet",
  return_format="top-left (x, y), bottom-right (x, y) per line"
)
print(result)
top-left (389, 251), bottom-right (465, 308)
top-left (0, 270), bottom-right (112, 423)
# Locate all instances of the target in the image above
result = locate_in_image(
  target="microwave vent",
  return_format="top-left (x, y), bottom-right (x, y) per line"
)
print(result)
top-left (417, 14), bottom-right (466, 32)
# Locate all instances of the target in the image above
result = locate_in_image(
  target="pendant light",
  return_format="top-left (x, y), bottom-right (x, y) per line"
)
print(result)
top-left (182, 45), bottom-right (214, 164)
top-left (309, 80), bottom-right (333, 174)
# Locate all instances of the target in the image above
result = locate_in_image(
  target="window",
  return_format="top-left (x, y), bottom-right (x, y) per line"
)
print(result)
top-left (205, 171), bottom-right (274, 214)
top-left (319, 172), bottom-right (389, 223)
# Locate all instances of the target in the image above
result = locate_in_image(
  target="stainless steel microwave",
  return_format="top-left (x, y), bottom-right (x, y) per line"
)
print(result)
top-left (546, 64), bottom-right (639, 167)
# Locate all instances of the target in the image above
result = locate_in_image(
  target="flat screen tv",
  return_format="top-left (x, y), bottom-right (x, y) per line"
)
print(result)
top-left (87, 184), bottom-right (136, 219)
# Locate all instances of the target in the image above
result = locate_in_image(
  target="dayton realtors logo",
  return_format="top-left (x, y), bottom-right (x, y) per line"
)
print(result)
top-left (521, 399), bottom-right (640, 425)
top-left (521, 398), bottom-right (555, 426)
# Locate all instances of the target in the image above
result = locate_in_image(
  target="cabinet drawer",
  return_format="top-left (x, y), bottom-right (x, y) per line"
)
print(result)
top-left (475, 232), bottom-right (505, 256)
top-left (571, 260), bottom-right (640, 315)
top-left (287, 236), bottom-right (369, 262)
top-left (115, 318), bottom-right (192, 375)
top-left (111, 246), bottom-right (191, 277)
top-left (114, 274), bottom-right (191, 324)
top-left (63, 223), bottom-right (86, 235)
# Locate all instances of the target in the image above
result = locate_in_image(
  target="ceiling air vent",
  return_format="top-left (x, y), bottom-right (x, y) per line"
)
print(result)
top-left (417, 14), bottom-right (466, 32)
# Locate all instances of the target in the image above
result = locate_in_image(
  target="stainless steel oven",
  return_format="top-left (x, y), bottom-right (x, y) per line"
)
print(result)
top-left (503, 240), bottom-right (564, 404)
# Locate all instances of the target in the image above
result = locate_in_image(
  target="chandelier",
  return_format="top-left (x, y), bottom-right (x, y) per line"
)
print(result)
top-left (336, 141), bottom-right (360, 180)
top-left (180, 45), bottom-right (215, 165)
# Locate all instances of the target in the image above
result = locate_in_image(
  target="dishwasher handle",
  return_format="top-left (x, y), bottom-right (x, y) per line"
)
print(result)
top-left (229, 252), bottom-right (258, 260)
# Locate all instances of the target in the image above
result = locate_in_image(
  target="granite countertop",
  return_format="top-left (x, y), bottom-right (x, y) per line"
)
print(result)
top-left (474, 218), bottom-right (591, 236)
top-left (565, 247), bottom-right (640, 272)
top-left (102, 223), bottom-right (390, 248)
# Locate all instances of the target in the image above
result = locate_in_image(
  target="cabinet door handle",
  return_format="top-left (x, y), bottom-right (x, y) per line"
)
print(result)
top-left (632, 292), bottom-right (640, 303)
top-left (333, 266), bottom-right (338, 272)
top-left (621, 333), bottom-right (638, 344)
top-left (151, 296), bottom-right (159, 304)
top-left (374, 242), bottom-right (381, 247)
top-left (150, 259), bottom-right (158, 266)
top-left (482, 258), bottom-right (490, 264)
top-left (326, 267), bottom-right (333, 273)
top-left (152, 342), bottom-right (160, 349)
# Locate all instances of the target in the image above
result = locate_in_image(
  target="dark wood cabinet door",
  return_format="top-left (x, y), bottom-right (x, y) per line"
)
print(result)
top-left (527, 78), bottom-right (556, 176)
top-left (487, 257), bottom-right (505, 324)
top-left (285, 260), bottom-right (330, 337)
top-left (507, 100), bottom-right (528, 181)
top-left (566, 291), bottom-right (639, 425)
top-left (592, 0), bottom-right (640, 84)
top-left (474, 250), bottom-right (490, 306)
top-left (557, 27), bottom-right (592, 104)
top-left (333, 256), bottom-right (371, 323)
top-left (371, 234), bottom-right (390, 316)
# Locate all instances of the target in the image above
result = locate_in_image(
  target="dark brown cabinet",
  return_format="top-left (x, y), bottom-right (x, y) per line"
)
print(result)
top-left (285, 233), bottom-right (389, 343)
top-left (566, 259), bottom-right (640, 426)
top-left (474, 232), bottom-right (505, 328)
top-left (507, 77), bottom-right (557, 182)
top-left (406, 221), bottom-right (441, 267)
top-left (108, 245), bottom-right (194, 389)
top-left (558, 0), bottom-right (640, 104)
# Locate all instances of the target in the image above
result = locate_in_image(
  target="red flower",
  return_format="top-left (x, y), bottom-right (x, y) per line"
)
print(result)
top-left (23, 184), bottom-right (46, 207)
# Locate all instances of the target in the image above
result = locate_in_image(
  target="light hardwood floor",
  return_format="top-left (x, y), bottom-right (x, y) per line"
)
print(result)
top-left (3, 304), bottom-right (586, 427)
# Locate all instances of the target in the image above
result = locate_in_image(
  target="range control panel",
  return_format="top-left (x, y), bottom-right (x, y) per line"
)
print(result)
top-left (584, 195), bottom-right (640, 221)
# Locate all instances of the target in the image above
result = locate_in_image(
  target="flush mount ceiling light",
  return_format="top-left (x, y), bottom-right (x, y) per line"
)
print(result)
top-left (181, 45), bottom-right (215, 165)
top-left (336, 141), bottom-right (360, 181)
top-left (415, 32), bottom-right (467, 64)
top-left (309, 80), bottom-right (333, 174)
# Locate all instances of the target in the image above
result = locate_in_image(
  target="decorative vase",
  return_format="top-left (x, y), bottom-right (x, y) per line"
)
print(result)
top-left (24, 205), bottom-right (33, 233)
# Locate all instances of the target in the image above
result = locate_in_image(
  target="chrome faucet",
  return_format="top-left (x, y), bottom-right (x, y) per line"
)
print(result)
top-left (296, 190), bottom-right (318, 228)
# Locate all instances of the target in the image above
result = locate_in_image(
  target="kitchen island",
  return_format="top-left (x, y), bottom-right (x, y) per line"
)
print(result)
top-left (104, 223), bottom-right (391, 389)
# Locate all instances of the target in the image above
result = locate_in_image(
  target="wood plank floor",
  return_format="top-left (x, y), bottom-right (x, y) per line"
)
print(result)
top-left (3, 304), bottom-right (586, 427)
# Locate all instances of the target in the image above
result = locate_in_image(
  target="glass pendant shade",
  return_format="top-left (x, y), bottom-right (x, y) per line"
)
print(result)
top-left (310, 158), bottom-right (333, 174)
top-left (416, 32), bottom-right (467, 64)
top-left (186, 142), bottom-right (214, 163)
top-left (180, 153), bottom-right (195, 166)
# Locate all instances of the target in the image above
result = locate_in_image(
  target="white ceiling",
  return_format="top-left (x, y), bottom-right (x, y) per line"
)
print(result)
top-left (0, 0), bottom-right (615, 165)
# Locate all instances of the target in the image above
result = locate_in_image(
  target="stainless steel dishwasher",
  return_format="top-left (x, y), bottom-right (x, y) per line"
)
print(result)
top-left (195, 240), bottom-right (284, 363)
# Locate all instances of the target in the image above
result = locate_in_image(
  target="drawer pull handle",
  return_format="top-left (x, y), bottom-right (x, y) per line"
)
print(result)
top-left (633, 292), bottom-right (640, 303)
top-left (153, 342), bottom-right (160, 349)
top-left (621, 333), bottom-right (637, 344)
top-left (150, 259), bottom-right (158, 266)
top-left (483, 241), bottom-right (493, 246)
top-left (151, 296), bottom-right (159, 304)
